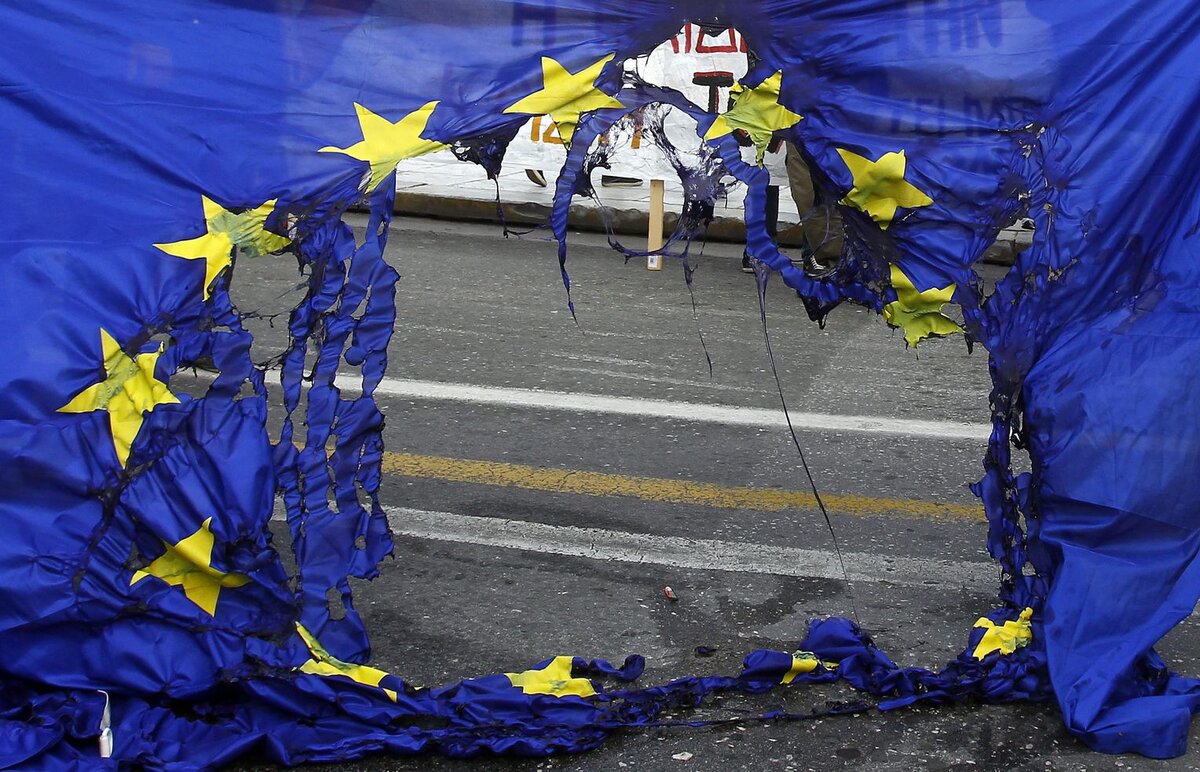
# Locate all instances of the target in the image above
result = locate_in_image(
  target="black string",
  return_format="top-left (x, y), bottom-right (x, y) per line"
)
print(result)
top-left (678, 249), bottom-right (715, 379)
top-left (751, 259), bottom-right (861, 626)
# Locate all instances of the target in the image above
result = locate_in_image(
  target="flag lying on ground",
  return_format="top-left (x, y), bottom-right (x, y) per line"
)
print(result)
top-left (3, 0), bottom-right (1200, 766)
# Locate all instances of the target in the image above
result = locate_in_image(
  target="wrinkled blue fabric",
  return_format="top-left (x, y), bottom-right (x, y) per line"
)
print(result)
top-left (2, 0), bottom-right (1199, 766)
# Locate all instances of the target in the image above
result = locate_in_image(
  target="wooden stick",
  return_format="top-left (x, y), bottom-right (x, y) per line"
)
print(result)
top-left (647, 178), bottom-right (664, 271)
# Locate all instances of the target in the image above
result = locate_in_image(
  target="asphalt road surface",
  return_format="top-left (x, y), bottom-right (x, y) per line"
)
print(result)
top-left (226, 215), bottom-right (1199, 771)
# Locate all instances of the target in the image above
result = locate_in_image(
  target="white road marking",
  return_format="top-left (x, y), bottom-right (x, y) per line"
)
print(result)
top-left (344, 376), bottom-right (992, 441)
top-left (552, 353), bottom-right (670, 369)
top-left (549, 365), bottom-right (760, 393)
top-left (399, 321), bottom-right (637, 339)
top-left (385, 506), bottom-right (997, 591)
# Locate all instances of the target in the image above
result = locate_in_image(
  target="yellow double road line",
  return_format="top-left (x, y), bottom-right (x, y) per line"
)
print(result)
top-left (380, 452), bottom-right (983, 522)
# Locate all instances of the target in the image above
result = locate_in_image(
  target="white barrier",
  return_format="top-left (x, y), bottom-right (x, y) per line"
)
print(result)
top-left (501, 25), bottom-right (790, 269)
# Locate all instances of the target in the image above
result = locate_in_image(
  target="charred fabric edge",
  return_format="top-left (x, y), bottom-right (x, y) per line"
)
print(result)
top-left (272, 181), bottom-right (400, 662)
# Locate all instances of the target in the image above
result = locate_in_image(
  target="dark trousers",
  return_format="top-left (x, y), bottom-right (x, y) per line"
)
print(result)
top-left (785, 142), bottom-right (843, 262)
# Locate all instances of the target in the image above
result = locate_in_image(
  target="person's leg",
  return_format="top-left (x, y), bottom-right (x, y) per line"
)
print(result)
top-left (785, 142), bottom-right (815, 212)
top-left (786, 142), bottom-right (843, 269)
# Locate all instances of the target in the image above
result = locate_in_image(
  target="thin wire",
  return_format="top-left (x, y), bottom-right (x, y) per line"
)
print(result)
top-left (679, 254), bottom-right (715, 378)
top-left (752, 260), bottom-right (861, 626)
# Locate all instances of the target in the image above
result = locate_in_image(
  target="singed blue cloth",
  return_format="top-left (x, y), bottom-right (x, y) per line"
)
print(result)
top-left (2, 0), bottom-right (1199, 765)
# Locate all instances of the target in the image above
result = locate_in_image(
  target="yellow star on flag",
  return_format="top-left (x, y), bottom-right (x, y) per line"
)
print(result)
top-left (836, 147), bottom-right (933, 229)
top-left (59, 328), bottom-right (179, 468)
top-left (780, 652), bottom-right (837, 684)
top-left (972, 607), bottom-right (1034, 660)
top-left (503, 54), bottom-right (624, 145)
top-left (130, 517), bottom-right (250, 617)
top-left (882, 263), bottom-right (962, 347)
top-left (703, 71), bottom-right (802, 164)
top-left (505, 655), bottom-right (596, 698)
top-left (320, 101), bottom-right (446, 192)
top-left (155, 195), bottom-right (290, 300)
top-left (295, 623), bottom-right (399, 702)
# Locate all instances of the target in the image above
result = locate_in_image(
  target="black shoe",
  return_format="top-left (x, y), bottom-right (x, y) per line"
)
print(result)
top-left (741, 251), bottom-right (755, 273)
top-left (802, 252), bottom-right (838, 279)
top-left (525, 169), bottom-right (548, 187)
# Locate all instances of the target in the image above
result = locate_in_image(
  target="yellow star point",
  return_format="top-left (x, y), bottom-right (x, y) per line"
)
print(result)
top-left (295, 623), bottom-right (399, 702)
top-left (320, 101), bottom-right (446, 192)
top-left (972, 607), bottom-right (1034, 660)
top-left (781, 652), bottom-right (838, 684)
top-left (505, 655), bottom-right (596, 698)
top-left (836, 148), bottom-right (933, 228)
top-left (130, 517), bottom-right (250, 617)
top-left (58, 329), bottom-right (179, 468)
top-left (155, 195), bottom-right (290, 299)
top-left (882, 263), bottom-right (962, 347)
top-left (703, 71), bottom-right (802, 164)
top-left (503, 54), bottom-right (624, 145)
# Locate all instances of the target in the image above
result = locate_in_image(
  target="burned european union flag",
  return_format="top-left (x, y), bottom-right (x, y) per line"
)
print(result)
top-left (2, 0), bottom-right (1200, 766)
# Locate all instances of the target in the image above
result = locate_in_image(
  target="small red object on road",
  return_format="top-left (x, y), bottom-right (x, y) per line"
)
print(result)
top-left (663, 586), bottom-right (678, 602)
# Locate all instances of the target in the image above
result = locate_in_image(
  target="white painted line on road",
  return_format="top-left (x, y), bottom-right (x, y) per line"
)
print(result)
top-left (548, 365), bottom-right (756, 393)
top-left (343, 376), bottom-right (992, 441)
top-left (385, 506), bottom-right (998, 591)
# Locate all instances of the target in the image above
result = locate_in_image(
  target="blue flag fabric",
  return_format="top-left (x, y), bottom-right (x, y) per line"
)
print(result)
top-left (3, 0), bottom-right (1200, 766)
